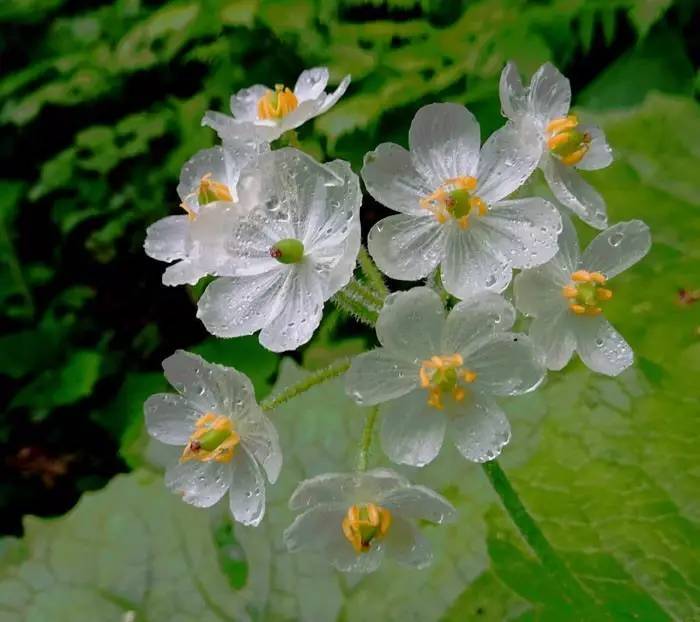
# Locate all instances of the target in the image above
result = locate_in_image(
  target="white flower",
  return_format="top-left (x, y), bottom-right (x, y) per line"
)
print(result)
top-left (144, 141), bottom-right (267, 286)
top-left (362, 103), bottom-right (561, 299)
top-left (203, 67), bottom-right (350, 143)
top-left (283, 468), bottom-right (456, 573)
top-left (144, 350), bottom-right (281, 526)
top-left (500, 61), bottom-right (614, 229)
top-left (197, 147), bottom-right (361, 352)
top-left (345, 287), bottom-right (545, 466)
top-left (514, 215), bottom-right (650, 376)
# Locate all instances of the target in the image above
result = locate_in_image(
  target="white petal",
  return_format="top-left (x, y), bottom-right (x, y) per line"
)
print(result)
top-left (542, 155), bottom-right (608, 230)
top-left (581, 220), bottom-right (651, 280)
top-left (361, 143), bottom-right (432, 216)
top-left (177, 147), bottom-right (228, 212)
top-left (345, 348), bottom-right (419, 406)
top-left (379, 485), bottom-right (456, 523)
top-left (528, 62), bottom-right (571, 121)
top-left (202, 110), bottom-right (281, 143)
top-left (478, 198), bottom-right (562, 269)
top-left (449, 394), bottom-right (511, 462)
top-left (329, 536), bottom-right (384, 573)
top-left (466, 332), bottom-right (545, 396)
top-left (408, 103), bottom-right (480, 183)
top-left (276, 99), bottom-right (323, 132)
top-left (165, 459), bottom-right (230, 508)
top-left (442, 292), bottom-right (517, 355)
top-left (499, 61), bottom-right (528, 120)
top-left (383, 517), bottom-right (432, 569)
top-left (441, 226), bottom-right (512, 299)
top-left (258, 262), bottom-right (325, 352)
top-left (513, 266), bottom-right (569, 318)
top-left (380, 390), bottom-right (446, 467)
top-left (476, 123), bottom-right (541, 204)
top-left (283, 505), bottom-right (345, 552)
top-left (376, 287), bottom-right (445, 360)
top-left (144, 216), bottom-right (189, 262)
top-left (238, 410), bottom-right (282, 483)
top-left (574, 316), bottom-right (633, 376)
top-left (530, 310), bottom-right (577, 371)
top-left (162, 260), bottom-right (206, 287)
top-left (228, 446), bottom-right (266, 526)
top-left (144, 394), bottom-right (199, 445)
top-left (230, 84), bottom-right (270, 120)
top-left (162, 350), bottom-right (220, 412)
top-left (367, 214), bottom-right (443, 281)
top-left (318, 74), bottom-right (351, 114)
top-left (576, 125), bottom-right (612, 171)
top-left (294, 67), bottom-right (329, 101)
top-left (197, 271), bottom-right (285, 339)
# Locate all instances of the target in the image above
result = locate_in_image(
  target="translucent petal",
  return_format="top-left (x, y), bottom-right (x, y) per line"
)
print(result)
top-left (499, 61), bottom-right (528, 120)
top-left (202, 110), bottom-right (281, 143)
top-left (361, 143), bottom-right (432, 216)
top-left (380, 390), bottom-right (446, 467)
top-left (581, 220), bottom-right (651, 280)
top-left (238, 410), bottom-right (282, 483)
top-left (276, 99), bottom-right (323, 133)
top-left (162, 350), bottom-right (221, 413)
top-left (230, 84), bottom-right (269, 120)
top-left (177, 146), bottom-right (228, 213)
top-left (528, 62), bottom-right (571, 121)
top-left (328, 535), bottom-right (384, 573)
top-left (442, 292), bottom-right (517, 355)
top-left (530, 310), bottom-right (577, 371)
top-left (441, 226), bottom-right (512, 299)
top-left (448, 393), bottom-right (511, 462)
top-left (465, 332), bottom-right (545, 396)
top-left (283, 505), bottom-right (345, 552)
top-left (408, 103), bottom-right (480, 184)
top-left (542, 156), bottom-right (608, 230)
top-left (162, 260), bottom-right (206, 287)
top-left (367, 214), bottom-right (444, 281)
top-left (144, 216), bottom-right (189, 262)
top-left (375, 287), bottom-right (445, 360)
top-left (345, 348), bottom-right (419, 406)
top-left (478, 198), bottom-right (562, 269)
top-left (144, 393), bottom-right (199, 446)
top-left (228, 446), bottom-right (266, 526)
top-left (318, 75), bottom-right (351, 114)
top-left (513, 266), bottom-right (569, 317)
top-left (576, 125), bottom-right (613, 171)
top-left (476, 124), bottom-right (541, 204)
top-left (165, 459), bottom-right (230, 508)
top-left (294, 67), bottom-right (329, 101)
top-left (379, 485), bottom-right (456, 523)
top-left (573, 316), bottom-right (633, 376)
top-left (383, 517), bottom-right (432, 569)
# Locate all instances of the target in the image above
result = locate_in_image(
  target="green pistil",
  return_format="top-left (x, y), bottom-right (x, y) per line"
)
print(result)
top-left (434, 367), bottom-right (458, 394)
top-left (198, 428), bottom-right (231, 451)
top-left (271, 238), bottom-right (305, 264)
top-left (550, 130), bottom-right (588, 159)
top-left (446, 189), bottom-right (472, 219)
top-left (576, 282), bottom-right (598, 307)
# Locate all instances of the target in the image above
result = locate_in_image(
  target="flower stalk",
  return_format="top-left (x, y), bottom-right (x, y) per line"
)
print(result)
top-left (357, 245), bottom-right (389, 298)
top-left (357, 406), bottom-right (379, 471)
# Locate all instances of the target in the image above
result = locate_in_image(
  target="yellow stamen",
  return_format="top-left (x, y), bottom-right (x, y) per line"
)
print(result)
top-left (420, 176), bottom-right (486, 228)
top-left (562, 270), bottom-right (612, 317)
top-left (571, 270), bottom-right (592, 282)
top-left (342, 503), bottom-right (392, 554)
top-left (257, 84), bottom-right (298, 120)
top-left (596, 288), bottom-right (613, 301)
top-left (181, 412), bottom-right (239, 464)
top-left (545, 114), bottom-right (591, 167)
top-left (419, 353), bottom-right (477, 410)
top-left (180, 173), bottom-right (234, 219)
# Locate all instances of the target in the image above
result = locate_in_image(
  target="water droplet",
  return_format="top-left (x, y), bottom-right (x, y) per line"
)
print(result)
top-left (609, 232), bottom-right (623, 247)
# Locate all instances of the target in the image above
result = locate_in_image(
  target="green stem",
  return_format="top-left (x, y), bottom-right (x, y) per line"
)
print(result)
top-left (332, 290), bottom-right (378, 327)
top-left (346, 277), bottom-right (384, 309)
top-left (357, 245), bottom-right (389, 298)
top-left (357, 406), bottom-right (379, 471)
top-left (260, 358), bottom-right (351, 412)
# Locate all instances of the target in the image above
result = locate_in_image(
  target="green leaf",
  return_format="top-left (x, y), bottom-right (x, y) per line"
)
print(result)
top-left (0, 470), bottom-right (249, 621)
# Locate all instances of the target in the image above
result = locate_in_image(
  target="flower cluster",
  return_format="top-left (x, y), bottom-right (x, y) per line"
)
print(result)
top-left (143, 62), bottom-right (650, 573)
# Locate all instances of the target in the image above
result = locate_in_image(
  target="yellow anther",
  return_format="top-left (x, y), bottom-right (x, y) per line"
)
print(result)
top-left (546, 115), bottom-right (579, 134)
top-left (419, 354), bottom-right (476, 410)
top-left (420, 176), bottom-right (486, 228)
top-left (181, 412), bottom-right (239, 464)
top-left (571, 270), bottom-right (592, 282)
top-left (570, 304), bottom-right (587, 315)
top-left (596, 288), bottom-right (613, 301)
top-left (257, 84), bottom-right (298, 120)
top-left (590, 272), bottom-right (606, 284)
top-left (562, 285), bottom-right (578, 298)
top-left (545, 114), bottom-right (591, 167)
top-left (342, 503), bottom-right (392, 554)
top-left (563, 270), bottom-right (612, 317)
top-left (180, 173), bottom-right (234, 220)
top-left (462, 370), bottom-right (477, 383)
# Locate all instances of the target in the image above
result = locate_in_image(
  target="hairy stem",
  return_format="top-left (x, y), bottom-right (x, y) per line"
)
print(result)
top-left (346, 277), bottom-right (385, 309)
top-left (357, 406), bottom-right (379, 471)
top-left (357, 245), bottom-right (389, 298)
top-left (260, 358), bottom-right (351, 412)
top-left (332, 290), bottom-right (378, 327)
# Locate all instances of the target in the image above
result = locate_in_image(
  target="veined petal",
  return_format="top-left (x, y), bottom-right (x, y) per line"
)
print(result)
top-left (277, 99), bottom-right (324, 133)
top-left (513, 266), bottom-right (569, 318)
top-left (318, 75), bottom-right (351, 114)
top-left (229, 446), bottom-right (266, 526)
top-left (576, 125), bottom-right (612, 171)
top-left (367, 214), bottom-right (443, 281)
top-left (530, 310), bottom-right (577, 371)
top-left (499, 61), bottom-right (528, 120)
top-left (581, 220), bottom-right (651, 280)
top-left (379, 485), bottom-right (456, 523)
top-left (294, 67), bottom-right (329, 101)
top-left (361, 143), bottom-right (432, 216)
top-left (345, 348), bottom-right (419, 406)
top-left (376, 287), bottom-right (445, 360)
top-left (283, 505), bottom-right (346, 552)
top-left (177, 147), bottom-right (229, 212)
top-left (542, 156), bottom-right (608, 230)
top-left (144, 393), bottom-right (199, 445)
top-left (162, 350), bottom-right (220, 413)
top-left (230, 84), bottom-right (270, 120)
top-left (144, 216), bottom-right (189, 262)
top-left (528, 62), bottom-right (571, 122)
top-left (238, 410), bottom-right (282, 483)
top-left (408, 103), bottom-right (480, 184)
top-left (466, 332), bottom-right (545, 396)
top-left (162, 260), bottom-right (206, 287)
top-left (573, 316), bottom-right (633, 376)
top-left (328, 535), bottom-right (384, 573)
top-left (202, 110), bottom-right (281, 143)
top-left (165, 459), bottom-right (230, 508)
top-left (380, 390), bottom-right (446, 467)
top-left (383, 517), bottom-right (432, 569)
top-left (448, 393), bottom-right (511, 463)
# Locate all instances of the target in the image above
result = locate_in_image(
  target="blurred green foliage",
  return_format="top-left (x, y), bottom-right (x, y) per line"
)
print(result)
top-left (0, 0), bottom-right (698, 620)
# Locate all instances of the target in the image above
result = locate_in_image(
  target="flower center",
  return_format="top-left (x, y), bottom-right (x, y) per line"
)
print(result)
top-left (420, 176), bottom-right (486, 229)
top-left (341, 503), bottom-right (392, 554)
top-left (257, 84), bottom-right (299, 121)
top-left (546, 114), bottom-right (591, 166)
top-left (180, 173), bottom-right (233, 220)
top-left (270, 238), bottom-right (305, 264)
top-left (419, 354), bottom-right (477, 410)
top-left (181, 412), bottom-right (240, 464)
top-left (562, 270), bottom-right (613, 316)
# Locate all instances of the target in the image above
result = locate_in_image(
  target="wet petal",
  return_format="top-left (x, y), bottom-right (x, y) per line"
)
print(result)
top-left (318, 75), bottom-right (351, 114)
top-left (361, 143), bottom-right (432, 216)
top-left (581, 220), bottom-right (651, 280)
top-left (408, 103), bottom-right (480, 184)
top-left (283, 505), bottom-right (345, 552)
top-left (162, 350), bottom-right (220, 413)
top-left (230, 84), bottom-right (270, 120)
top-left (367, 214), bottom-right (444, 281)
top-left (380, 390), bottom-right (446, 467)
top-left (530, 310), bottom-right (577, 371)
top-left (576, 125), bottom-right (612, 171)
top-left (499, 61), bottom-right (528, 120)
top-left (513, 265), bottom-right (569, 317)
top-left (379, 485), bottom-right (456, 523)
top-left (328, 535), bottom-right (384, 573)
top-left (345, 348), bottom-right (419, 406)
top-left (376, 287), bottom-right (445, 360)
top-left (383, 517), bottom-right (432, 569)
top-left (449, 393), bottom-right (511, 462)
top-left (574, 316), bottom-right (633, 376)
top-left (144, 393), bottom-right (199, 445)
top-left (238, 410), bottom-right (282, 483)
top-left (228, 446), bottom-right (266, 526)
top-left (144, 216), bottom-right (189, 262)
top-left (165, 459), bottom-right (230, 508)
top-left (177, 147), bottom-right (229, 212)
top-left (528, 62), bottom-right (571, 121)
top-left (294, 67), bottom-right (329, 101)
